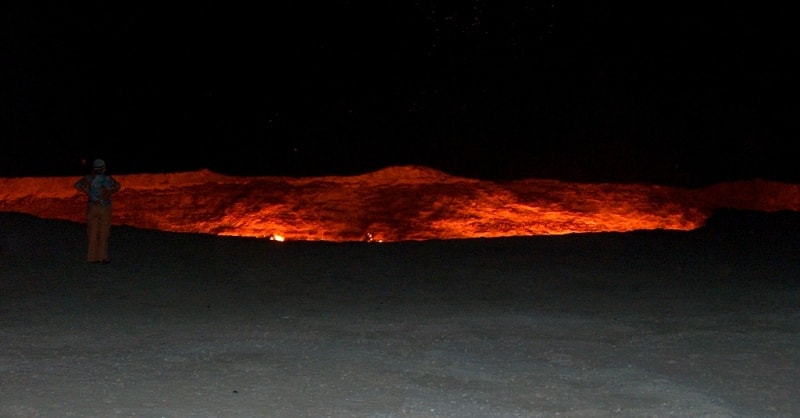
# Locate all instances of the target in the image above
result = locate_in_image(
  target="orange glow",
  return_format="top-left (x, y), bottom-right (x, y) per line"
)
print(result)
top-left (1, 166), bottom-right (799, 242)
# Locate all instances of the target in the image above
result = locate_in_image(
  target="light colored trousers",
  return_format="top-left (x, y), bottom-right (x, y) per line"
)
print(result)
top-left (85, 203), bottom-right (113, 263)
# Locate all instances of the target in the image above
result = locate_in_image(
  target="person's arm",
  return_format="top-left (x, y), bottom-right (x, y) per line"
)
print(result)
top-left (74, 176), bottom-right (90, 193)
top-left (108, 176), bottom-right (121, 194)
top-left (98, 176), bottom-right (121, 200)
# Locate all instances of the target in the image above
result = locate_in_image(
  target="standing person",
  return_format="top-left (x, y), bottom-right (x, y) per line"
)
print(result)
top-left (74, 158), bottom-right (121, 264)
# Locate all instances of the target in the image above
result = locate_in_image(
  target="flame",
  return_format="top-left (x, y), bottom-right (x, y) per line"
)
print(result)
top-left (1, 166), bottom-right (798, 242)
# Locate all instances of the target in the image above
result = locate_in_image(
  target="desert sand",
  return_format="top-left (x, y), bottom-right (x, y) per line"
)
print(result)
top-left (1, 210), bottom-right (798, 417)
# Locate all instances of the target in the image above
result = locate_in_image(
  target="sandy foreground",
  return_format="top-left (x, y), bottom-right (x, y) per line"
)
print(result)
top-left (1, 210), bottom-right (798, 417)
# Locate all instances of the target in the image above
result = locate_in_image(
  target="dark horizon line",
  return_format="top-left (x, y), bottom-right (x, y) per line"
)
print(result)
top-left (2, 157), bottom-right (798, 189)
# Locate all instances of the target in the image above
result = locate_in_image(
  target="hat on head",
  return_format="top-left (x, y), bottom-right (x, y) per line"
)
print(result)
top-left (93, 159), bottom-right (106, 169)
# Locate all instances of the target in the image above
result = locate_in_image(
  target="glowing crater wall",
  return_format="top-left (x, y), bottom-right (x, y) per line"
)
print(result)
top-left (1, 166), bottom-right (799, 242)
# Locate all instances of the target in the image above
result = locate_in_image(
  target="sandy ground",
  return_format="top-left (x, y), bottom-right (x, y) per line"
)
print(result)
top-left (1, 210), bottom-right (798, 417)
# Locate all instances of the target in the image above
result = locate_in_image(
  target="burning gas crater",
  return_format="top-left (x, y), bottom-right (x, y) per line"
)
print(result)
top-left (1, 166), bottom-right (799, 242)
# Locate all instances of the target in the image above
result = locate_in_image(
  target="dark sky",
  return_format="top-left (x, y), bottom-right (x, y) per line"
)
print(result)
top-left (2, 2), bottom-right (797, 185)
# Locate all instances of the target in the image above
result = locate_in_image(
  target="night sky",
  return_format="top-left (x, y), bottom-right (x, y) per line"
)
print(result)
top-left (2, 2), bottom-right (797, 185)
